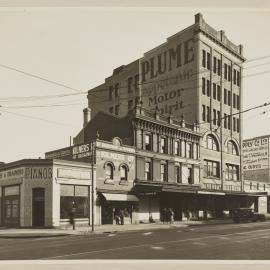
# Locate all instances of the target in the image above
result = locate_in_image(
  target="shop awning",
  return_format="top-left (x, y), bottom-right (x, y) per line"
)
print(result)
top-left (101, 193), bottom-right (139, 202)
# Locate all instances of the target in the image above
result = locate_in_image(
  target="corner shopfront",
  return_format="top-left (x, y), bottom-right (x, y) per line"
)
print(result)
top-left (0, 159), bottom-right (96, 227)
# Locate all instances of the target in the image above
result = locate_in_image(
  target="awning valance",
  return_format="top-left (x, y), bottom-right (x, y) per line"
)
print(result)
top-left (101, 193), bottom-right (139, 202)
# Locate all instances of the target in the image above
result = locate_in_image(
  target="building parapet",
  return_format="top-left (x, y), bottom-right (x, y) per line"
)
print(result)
top-left (195, 13), bottom-right (244, 60)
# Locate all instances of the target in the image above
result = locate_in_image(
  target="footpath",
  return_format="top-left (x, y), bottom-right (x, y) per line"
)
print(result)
top-left (0, 219), bottom-right (234, 239)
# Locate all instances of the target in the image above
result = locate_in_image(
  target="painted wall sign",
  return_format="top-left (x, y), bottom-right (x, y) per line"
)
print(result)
top-left (72, 143), bottom-right (91, 159)
top-left (45, 148), bottom-right (71, 159)
top-left (25, 167), bottom-right (53, 180)
top-left (243, 138), bottom-right (269, 171)
top-left (141, 36), bottom-right (196, 117)
top-left (0, 168), bottom-right (24, 180)
top-left (141, 39), bottom-right (195, 82)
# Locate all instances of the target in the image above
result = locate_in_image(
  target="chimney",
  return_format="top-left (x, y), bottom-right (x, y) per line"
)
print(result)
top-left (195, 13), bottom-right (203, 25)
top-left (83, 107), bottom-right (91, 128)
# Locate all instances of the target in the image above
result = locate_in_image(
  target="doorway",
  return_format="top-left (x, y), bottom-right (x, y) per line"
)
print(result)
top-left (32, 188), bottom-right (45, 227)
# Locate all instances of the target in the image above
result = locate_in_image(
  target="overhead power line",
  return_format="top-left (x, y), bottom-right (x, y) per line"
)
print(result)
top-left (0, 64), bottom-right (84, 93)
top-left (0, 54), bottom-right (270, 103)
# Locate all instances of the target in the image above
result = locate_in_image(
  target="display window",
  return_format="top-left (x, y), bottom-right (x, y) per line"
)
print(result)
top-left (60, 184), bottom-right (89, 219)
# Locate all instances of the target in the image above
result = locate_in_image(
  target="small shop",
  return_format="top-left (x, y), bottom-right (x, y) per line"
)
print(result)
top-left (0, 159), bottom-right (96, 228)
top-left (97, 192), bottom-right (139, 225)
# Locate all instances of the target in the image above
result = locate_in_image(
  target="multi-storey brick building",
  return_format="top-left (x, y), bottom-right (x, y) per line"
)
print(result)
top-left (84, 13), bottom-right (252, 214)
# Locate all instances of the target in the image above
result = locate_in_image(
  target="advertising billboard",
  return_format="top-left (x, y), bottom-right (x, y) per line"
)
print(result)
top-left (243, 137), bottom-right (269, 171)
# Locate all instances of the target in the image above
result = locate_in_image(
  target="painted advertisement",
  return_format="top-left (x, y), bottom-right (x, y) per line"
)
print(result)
top-left (45, 143), bottom-right (92, 161)
top-left (243, 137), bottom-right (269, 171)
top-left (140, 29), bottom-right (196, 120)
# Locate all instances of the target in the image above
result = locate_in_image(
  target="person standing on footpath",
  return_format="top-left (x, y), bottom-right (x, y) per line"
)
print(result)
top-left (120, 209), bottom-right (124, 225)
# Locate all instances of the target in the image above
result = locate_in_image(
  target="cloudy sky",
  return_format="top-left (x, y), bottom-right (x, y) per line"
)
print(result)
top-left (1, 2), bottom-right (270, 162)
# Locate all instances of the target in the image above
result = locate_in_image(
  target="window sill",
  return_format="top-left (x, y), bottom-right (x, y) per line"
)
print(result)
top-left (104, 179), bottom-right (115, 185)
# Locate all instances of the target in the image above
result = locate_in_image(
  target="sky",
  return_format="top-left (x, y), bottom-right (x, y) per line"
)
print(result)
top-left (1, 3), bottom-right (270, 162)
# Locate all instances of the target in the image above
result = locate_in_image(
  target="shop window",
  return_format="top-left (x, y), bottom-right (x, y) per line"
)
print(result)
top-left (145, 134), bottom-right (152, 151)
top-left (145, 161), bottom-right (152, 181)
top-left (204, 160), bottom-right (220, 178)
top-left (206, 134), bottom-right (219, 151)
top-left (106, 163), bottom-right (114, 180)
top-left (227, 140), bottom-right (239, 155)
top-left (120, 165), bottom-right (128, 181)
top-left (60, 185), bottom-right (89, 219)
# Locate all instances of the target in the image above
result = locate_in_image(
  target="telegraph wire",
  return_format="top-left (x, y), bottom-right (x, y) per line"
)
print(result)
top-left (0, 54), bottom-right (270, 103)
top-left (0, 63), bottom-right (84, 93)
top-left (0, 108), bottom-right (81, 128)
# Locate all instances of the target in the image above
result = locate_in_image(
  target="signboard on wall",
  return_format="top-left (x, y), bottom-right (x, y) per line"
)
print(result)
top-left (243, 137), bottom-right (269, 171)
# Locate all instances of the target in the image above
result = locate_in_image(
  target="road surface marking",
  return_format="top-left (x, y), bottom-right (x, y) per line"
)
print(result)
top-left (151, 246), bottom-right (164, 250)
top-left (192, 242), bottom-right (207, 246)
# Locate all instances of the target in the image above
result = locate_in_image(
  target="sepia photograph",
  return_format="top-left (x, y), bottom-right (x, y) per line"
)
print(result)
top-left (1, 0), bottom-right (270, 268)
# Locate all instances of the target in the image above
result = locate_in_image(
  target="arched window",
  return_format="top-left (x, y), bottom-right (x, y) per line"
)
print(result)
top-left (120, 165), bottom-right (128, 181)
top-left (227, 140), bottom-right (239, 155)
top-left (206, 135), bottom-right (219, 151)
top-left (105, 163), bottom-right (114, 180)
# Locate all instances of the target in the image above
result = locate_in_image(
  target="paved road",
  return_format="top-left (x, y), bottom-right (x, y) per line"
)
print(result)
top-left (1, 222), bottom-right (270, 260)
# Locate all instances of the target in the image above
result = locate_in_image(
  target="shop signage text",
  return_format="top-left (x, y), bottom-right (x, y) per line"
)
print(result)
top-left (243, 138), bottom-right (269, 171)
top-left (25, 167), bottom-right (53, 180)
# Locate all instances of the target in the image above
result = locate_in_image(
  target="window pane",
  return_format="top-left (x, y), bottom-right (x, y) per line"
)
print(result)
top-left (60, 185), bottom-right (74, 196)
top-left (75, 186), bottom-right (89, 197)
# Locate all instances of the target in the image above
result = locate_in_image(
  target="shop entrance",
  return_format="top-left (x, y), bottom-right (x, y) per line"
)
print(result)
top-left (32, 188), bottom-right (45, 227)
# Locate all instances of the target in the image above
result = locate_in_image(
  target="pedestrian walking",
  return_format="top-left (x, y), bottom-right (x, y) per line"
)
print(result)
top-left (120, 209), bottom-right (124, 225)
top-left (168, 208), bottom-right (174, 224)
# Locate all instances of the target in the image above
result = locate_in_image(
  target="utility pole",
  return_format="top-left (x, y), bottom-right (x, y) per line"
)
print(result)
top-left (91, 140), bottom-right (95, 232)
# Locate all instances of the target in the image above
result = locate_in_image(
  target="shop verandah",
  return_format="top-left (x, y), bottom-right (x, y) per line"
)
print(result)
top-left (133, 182), bottom-right (267, 222)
